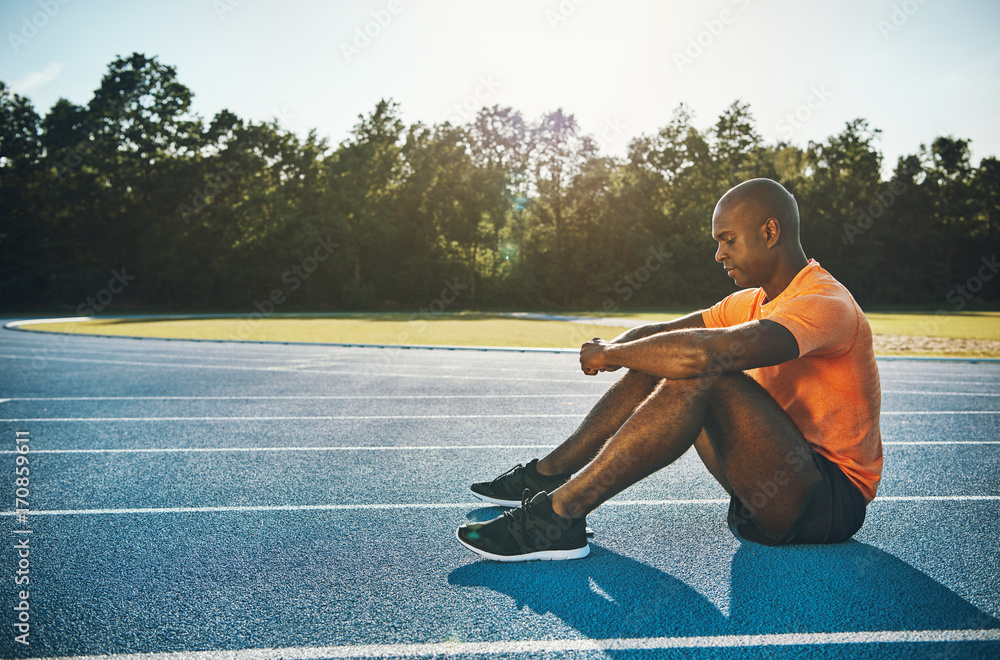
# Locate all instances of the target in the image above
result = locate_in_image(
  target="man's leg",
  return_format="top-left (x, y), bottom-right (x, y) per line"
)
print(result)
top-left (550, 372), bottom-right (822, 538)
top-left (694, 430), bottom-right (734, 496)
top-left (468, 368), bottom-right (664, 507)
top-left (537, 368), bottom-right (661, 476)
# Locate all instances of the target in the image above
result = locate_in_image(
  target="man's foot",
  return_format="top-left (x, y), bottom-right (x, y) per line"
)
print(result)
top-left (456, 491), bottom-right (589, 562)
top-left (470, 459), bottom-right (573, 507)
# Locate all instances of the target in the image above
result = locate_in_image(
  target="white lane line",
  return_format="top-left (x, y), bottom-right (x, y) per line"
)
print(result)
top-left (0, 348), bottom-right (566, 374)
top-left (880, 411), bottom-right (999, 415)
top-left (0, 414), bottom-right (583, 422)
top-left (1, 441), bottom-right (997, 456)
top-left (610, 496), bottom-right (1000, 505)
top-left (875, 495), bottom-right (1000, 502)
top-left (0, 354), bottom-right (591, 383)
top-left (884, 441), bottom-right (1000, 445)
top-left (1, 392), bottom-right (996, 404)
top-left (4, 411), bottom-right (998, 422)
top-left (0, 444), bottom-right (558, 455)
top-left (19, 629), bottom-right (1000, 659)
top-left (1, 392), bottom-right (994, 402)
top-left (0, 347), bottom-right (359, 365)
top-left (881, 378), bottom-right (1000, 386)
top-left (7, 353), bottom-right (999, 384)
top-left (0, 503), bottom-right (478, 516)
top-left (0, 394), bottom-right (600, 402)
top-left (2, 495), bottom-right (996, 517)
top-left (883, 390), bottom-right (1000, 396)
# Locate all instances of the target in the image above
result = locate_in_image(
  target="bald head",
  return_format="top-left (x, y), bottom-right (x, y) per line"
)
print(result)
top-left (712, 178), bottom-right (808, 293)
top-left (716, 178), bottom-right (801, 243)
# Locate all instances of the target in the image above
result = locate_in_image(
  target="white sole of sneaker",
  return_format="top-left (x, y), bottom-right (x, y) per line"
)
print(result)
top-left (455, 529), bottom-right (590, 562)
top-left (469, 490), bottom-right (521, 508)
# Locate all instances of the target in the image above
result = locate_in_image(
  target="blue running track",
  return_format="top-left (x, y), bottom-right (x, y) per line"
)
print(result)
top-left (1, 322), bottom-right (998, 659)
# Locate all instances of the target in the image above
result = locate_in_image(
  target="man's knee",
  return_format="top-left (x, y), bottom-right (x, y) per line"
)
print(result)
top-left (706, 370), bottom-right (756, 390)
top-left (623, 368), bottom-right (662, 388)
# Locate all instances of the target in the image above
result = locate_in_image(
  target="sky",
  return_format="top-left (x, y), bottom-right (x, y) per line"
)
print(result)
top-left (1, 0), bottom-right (999, 175)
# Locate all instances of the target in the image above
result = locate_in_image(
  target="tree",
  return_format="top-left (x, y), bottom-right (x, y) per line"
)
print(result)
top-left (796, 119), bottom-right (884, 300)
top-left (529, 108), bottom-right (597, 252)
top-left (0, 83), bottom-right (44, 306)
top-left (330, 99), bottom-right (405, 304)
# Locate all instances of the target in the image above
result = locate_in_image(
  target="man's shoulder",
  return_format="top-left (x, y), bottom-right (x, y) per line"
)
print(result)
top-left (784, 262), bottom-right (858, 310)
top-left (772, 262), bottom-right (870, 357)
top-left (719, 287), bottom-right (763, 305)
top-left (703, 287), bottom-right (764, 327)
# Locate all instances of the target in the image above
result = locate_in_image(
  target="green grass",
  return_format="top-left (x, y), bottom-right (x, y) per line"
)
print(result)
top-left (21, 313), bottom-right (651, 349)
top-left (864, 311), bottom-right (1000, 341)
top-left (18, 310), bottom-right (1000, 353)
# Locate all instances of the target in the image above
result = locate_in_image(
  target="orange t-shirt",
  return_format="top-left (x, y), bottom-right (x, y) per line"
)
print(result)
top-left (701, 260), bottom-right (883, 501)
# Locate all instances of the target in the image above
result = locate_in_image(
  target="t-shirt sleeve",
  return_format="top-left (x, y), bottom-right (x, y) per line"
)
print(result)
top-left (766, 288), bottom-right (859, 357)
top-left (702, 289), bottom-right (756, 329)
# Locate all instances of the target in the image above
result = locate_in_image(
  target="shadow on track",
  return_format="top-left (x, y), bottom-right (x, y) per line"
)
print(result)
top-left (449, 533), bottom-right (999, 658)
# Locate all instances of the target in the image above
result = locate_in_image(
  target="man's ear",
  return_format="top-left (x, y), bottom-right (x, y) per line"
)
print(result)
top-left (763, 217), bottom-right (781, 248)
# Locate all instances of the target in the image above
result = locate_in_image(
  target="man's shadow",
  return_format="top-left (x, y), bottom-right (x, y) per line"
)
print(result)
top-left (449, 513), bottom-right (999, 649)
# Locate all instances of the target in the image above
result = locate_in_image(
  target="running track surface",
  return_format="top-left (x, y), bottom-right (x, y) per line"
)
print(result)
top-left (0, 323), bottom-right (998, 659)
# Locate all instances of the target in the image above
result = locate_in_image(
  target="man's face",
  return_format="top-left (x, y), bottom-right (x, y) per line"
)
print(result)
top-left (711, 200), bottom-right (769, 289)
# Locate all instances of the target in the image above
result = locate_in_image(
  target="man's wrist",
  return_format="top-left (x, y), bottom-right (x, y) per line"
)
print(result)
top-left (602, 342), bottom-right (623, 369)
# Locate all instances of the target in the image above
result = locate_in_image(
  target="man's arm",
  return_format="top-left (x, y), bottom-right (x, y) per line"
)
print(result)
top-left (606, 310), bottom-right (708, 344)
top-left (581, 319), bottom-right (799, 379)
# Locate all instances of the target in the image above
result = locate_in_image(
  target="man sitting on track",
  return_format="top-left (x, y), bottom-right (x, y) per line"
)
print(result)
top-left (456, 178), bottom-right (883, 561)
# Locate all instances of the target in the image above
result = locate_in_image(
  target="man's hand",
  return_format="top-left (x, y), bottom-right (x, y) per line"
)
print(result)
top-left (580, 338), bottom-right (621, 376)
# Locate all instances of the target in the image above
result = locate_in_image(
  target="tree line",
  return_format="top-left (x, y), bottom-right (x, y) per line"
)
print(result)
top-left (2, 52), bottom-right (998, 315)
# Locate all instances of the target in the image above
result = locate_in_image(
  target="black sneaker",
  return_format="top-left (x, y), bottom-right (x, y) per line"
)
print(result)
top-left (470, 459), bottom-right (573, 507)
top-left (456, 490), bottom-right (589, 562)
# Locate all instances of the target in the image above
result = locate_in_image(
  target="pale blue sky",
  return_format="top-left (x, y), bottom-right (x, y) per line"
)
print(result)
top-left (2, 0), bottom-right (998, 173)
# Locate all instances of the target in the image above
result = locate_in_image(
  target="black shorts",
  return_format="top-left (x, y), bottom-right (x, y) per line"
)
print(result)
top-left (727, 449), bottom-right (868, 546)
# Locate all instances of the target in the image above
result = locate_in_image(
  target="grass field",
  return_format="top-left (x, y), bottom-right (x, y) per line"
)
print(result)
top-left (15, 311), bottom-right (1000, 356)
top-left (18, 313), bottom-right (643, 349)
top-left (864, 311), bottom-right (1000, 341)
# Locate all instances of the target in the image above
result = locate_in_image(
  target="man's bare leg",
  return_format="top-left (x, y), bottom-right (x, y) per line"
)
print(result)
top-left (537, 369), bottom-right (661, 477)
top-left (550, 372), bottom-right (822, 538)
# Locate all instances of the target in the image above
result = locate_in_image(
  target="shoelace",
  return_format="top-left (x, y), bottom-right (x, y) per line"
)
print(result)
top-left (501, 489), bottom-right (536, 541)
top-left (486, 463), bottom-right (523, 491)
